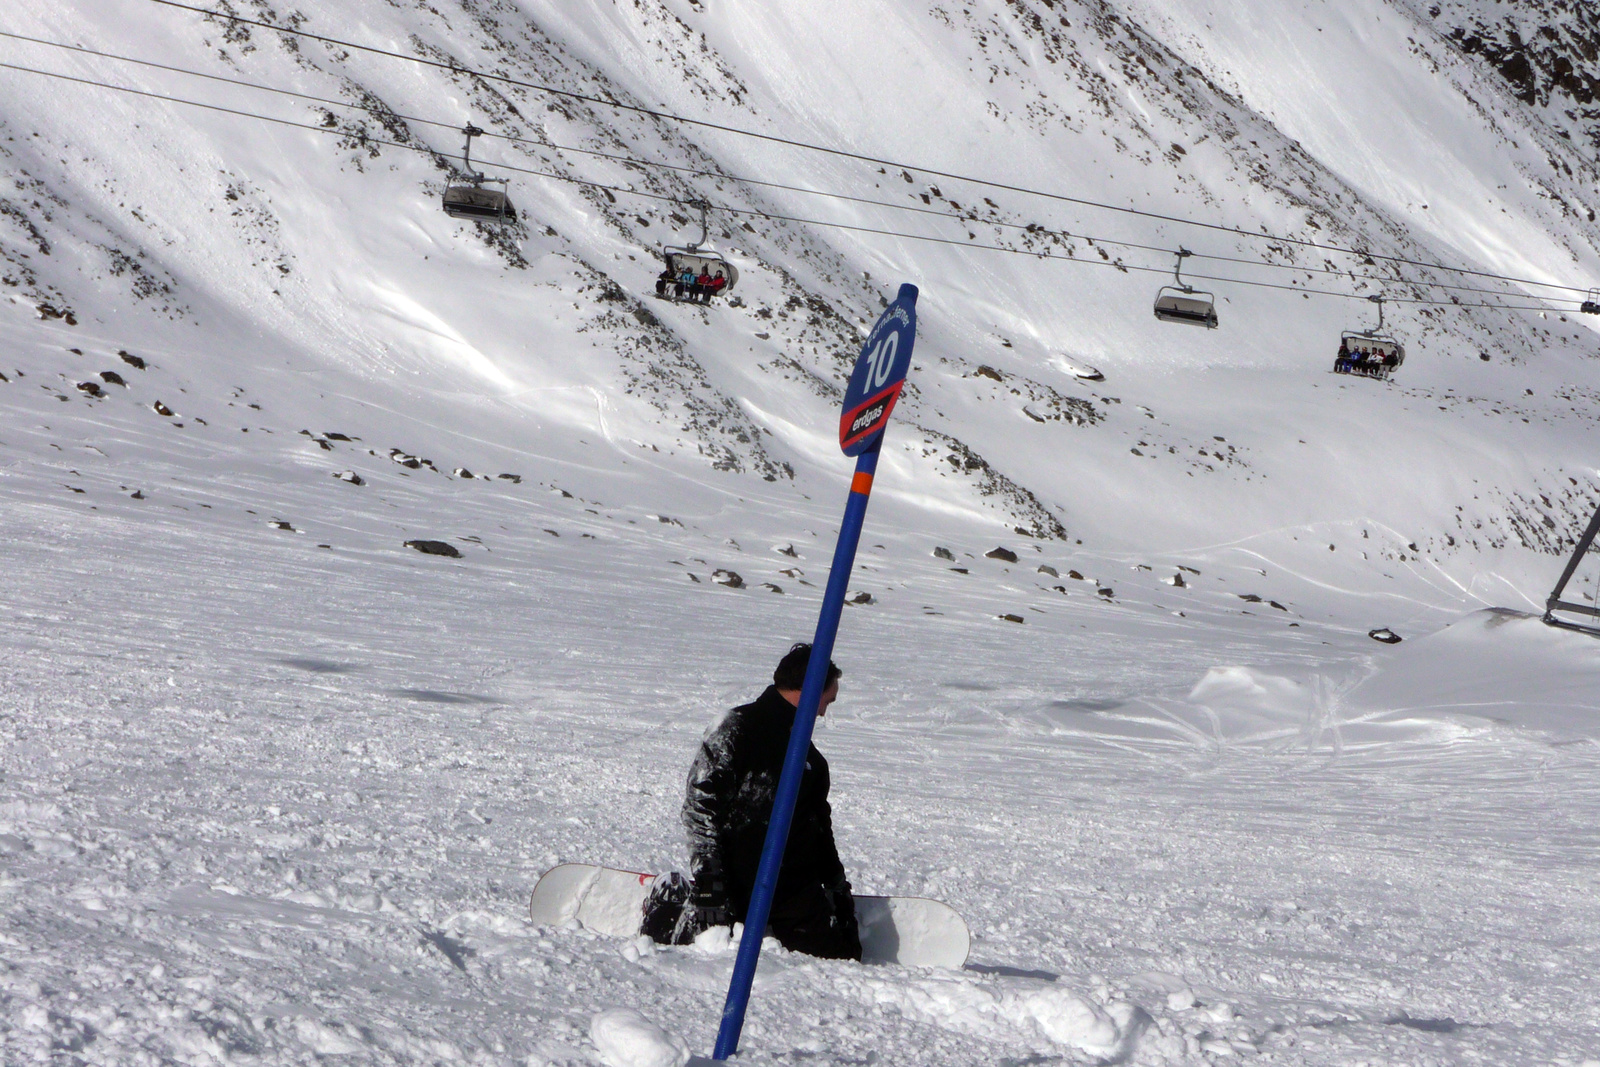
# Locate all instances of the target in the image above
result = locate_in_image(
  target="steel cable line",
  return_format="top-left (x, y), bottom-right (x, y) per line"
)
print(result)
top-left (0, 29), bottom-right (1568, 308)
top-left (0, 59), bottom-right (1570, 314)
top-left (137, 0), bottom-right (1599, 298)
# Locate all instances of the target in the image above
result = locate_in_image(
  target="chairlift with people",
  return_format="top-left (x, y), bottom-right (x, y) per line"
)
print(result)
top-left (1581, 289), bottom-right (1600, 315)
top-left (1334, 295), bottom-right (1404, 380)
top-left (1152, 249), bottom-right (1218, 328)
top-left (442, 125), bottom-right (516, 224)
top-left (655, 200), bottom-right (738, 304)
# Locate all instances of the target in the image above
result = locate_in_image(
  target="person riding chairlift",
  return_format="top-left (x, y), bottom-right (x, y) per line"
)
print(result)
top-left (656, 268), bottom-right (674, 298)
top-left (707, 270), bottom-right (727, 300)
top-left (696, 268), bottom-right (715, 303)
top-left (677, 265), bottom-right (696, 300)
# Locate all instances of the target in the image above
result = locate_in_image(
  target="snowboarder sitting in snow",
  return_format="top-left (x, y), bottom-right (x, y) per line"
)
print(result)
top-left (642, 643), bottom-right (862, 960)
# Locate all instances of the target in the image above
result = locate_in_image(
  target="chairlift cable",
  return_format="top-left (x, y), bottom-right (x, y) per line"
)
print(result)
top-left (135, 0), bottom-right (1599, 300)
top-left (0, 59), bottom-right (1575, 315)
top-left (0, 29), bottom-right (1578, 306)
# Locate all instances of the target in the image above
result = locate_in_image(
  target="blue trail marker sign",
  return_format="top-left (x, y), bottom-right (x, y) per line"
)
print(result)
top-left (713, 283), bottom-right (919, 1060)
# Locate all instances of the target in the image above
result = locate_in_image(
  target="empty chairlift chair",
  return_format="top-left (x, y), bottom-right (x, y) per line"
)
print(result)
top-left (442, 125), bottom-right (516, 224)
top-left (1582, 289), bottom-right (1600, 315)
top-left (1152, 249), bottom-right (1218, 329)
top-left (656, 200), bottom-right (738, 304)
top-left (1334, 295), bottom-right (1405, 380)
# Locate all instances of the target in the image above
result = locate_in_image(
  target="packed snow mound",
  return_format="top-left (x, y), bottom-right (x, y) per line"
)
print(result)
top-left (1186, 666), bottom-right (1338, 739)
top-left (590, 1009), bottom-right (691, 1067)
top-left (1348, 607), bottom-right (1600, 739)
top-left (1039, 608), bottom-right (1600, 751)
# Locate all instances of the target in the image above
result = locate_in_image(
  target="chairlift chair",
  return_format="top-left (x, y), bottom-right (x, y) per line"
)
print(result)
top-left (1335, 295), bottom-right (1404, 379)
top-left (1152, 249), bottom-right (1218, 328)
top-left (442, 125), bottom-right (516, 224)
top-left (656, 200), bottom-right (738, 302)
top-left (1581, 289), bottom-right (1600, 315)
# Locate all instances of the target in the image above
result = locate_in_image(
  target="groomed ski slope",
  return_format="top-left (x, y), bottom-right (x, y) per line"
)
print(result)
top-left (2, 0), bottom-right (1600, 1063)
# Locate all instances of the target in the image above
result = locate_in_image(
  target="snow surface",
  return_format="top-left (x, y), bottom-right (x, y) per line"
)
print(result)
top-left (2, 0), bottom-right (1600, 1063)
top-left (590, 1009), bottom-right (690, 1067)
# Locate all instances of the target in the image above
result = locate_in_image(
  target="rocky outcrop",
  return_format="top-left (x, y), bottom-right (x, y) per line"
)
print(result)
top-left (1425, 1), bottom-right (1600, 150)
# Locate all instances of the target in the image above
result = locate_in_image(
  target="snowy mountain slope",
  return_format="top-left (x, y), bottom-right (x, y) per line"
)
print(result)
top-left (1120, 0), bottom-right (1600, 297)
top-left (3, 0), bottom-right (1600, 1064)
top-left (2, 0), bottom-right (1597, 572)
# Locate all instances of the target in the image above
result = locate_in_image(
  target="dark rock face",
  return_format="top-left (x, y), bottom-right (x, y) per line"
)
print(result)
top-left (1426, 2), bottom-right (1600, 150)
top-left (933, 546), bottom-right (956, 561)
top-left (998, 613), bottom-right (1025, 624)
top-left (99, 370), bottom-right (126, 386)
top-left (76, 381), bottom-right (103, 396)
top-left (118, 350), bottom-right (147, 369)
top-left (711, 569), bottom-right (743, 588)
top-left (985, 546), bottom-right (1019, 563)
top-left (406, 539), bottom-right (461, 558)
top-left (1368, 627), bottom-right (1403, 644)
top-left (152, 400), bottom-right (173, 416)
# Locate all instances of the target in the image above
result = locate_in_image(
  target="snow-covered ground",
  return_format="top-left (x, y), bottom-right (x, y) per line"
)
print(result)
top-left (3, 0), bottom-right (1600, 1063)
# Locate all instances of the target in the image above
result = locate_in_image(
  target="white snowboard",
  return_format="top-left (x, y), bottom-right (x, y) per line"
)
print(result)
top-left (529, 863), bottom-right (970, 969)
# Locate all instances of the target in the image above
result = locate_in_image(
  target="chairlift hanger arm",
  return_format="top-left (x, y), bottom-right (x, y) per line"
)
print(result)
top-left (460, 124), bottom-right (486, 182)
top-left (1172, 248), bottom-right (1195, 292)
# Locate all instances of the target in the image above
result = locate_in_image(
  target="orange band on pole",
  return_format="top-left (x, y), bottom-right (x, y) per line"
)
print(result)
top-left (850, 472), bottom-right (874, 496)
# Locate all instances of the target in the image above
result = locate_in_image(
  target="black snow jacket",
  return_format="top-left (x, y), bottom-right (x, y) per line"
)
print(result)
top-left (683, 686), bottom-right (851, 915)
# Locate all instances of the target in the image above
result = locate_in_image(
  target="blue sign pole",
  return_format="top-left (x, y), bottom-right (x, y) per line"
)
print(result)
top-left (713, 284), bottom-right (918, 1061)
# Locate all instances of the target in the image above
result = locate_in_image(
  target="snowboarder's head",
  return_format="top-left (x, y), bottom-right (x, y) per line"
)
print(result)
top-left (773, 643), bottom-right (842, 715)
